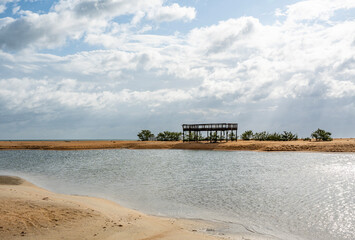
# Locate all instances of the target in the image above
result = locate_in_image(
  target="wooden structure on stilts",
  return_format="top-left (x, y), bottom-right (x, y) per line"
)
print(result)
top-left (182, 123), bottom-right (238, 142)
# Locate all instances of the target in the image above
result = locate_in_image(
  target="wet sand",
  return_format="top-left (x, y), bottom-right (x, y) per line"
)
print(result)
top-left (0, 176), bottom-right (225, 240)
top-left (0, 139), bottom-right (354, 152)
top-left (0, 176), bottom-right (277, 240)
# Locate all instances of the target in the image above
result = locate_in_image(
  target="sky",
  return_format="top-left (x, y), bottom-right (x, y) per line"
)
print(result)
top-left (0, 0), bottom-right (355, 140)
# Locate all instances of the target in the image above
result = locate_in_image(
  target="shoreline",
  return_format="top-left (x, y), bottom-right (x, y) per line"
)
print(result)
top-left (0, 139), bottom-right (354, 152)
top-left (0, 175), bottom-right (273, 240)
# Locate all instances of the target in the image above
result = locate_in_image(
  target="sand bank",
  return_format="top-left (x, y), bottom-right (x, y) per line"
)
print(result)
top-left (0, 139), bottom-right (354, 152)
top-left (1, 176), bottom-right (274, 240)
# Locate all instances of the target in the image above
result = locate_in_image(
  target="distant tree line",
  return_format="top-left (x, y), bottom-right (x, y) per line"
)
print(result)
top-left (137, 130), bottom-right (182, 141)
top-left (240, 130), bottom-right (298, 141)
top-left (137, 130), bottom-right (236, 142)
top-left (138, 128), bottom-right (333, 142)
top-left (157, 131), bottom-right (182, 141)
top-left (240, 128), bottom-right (332, 141)
top-left (183, 131), bottom-right (237, 142)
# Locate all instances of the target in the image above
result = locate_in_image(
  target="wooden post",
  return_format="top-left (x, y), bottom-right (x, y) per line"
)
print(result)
top-left (182, 123), bottom-right (237, 143)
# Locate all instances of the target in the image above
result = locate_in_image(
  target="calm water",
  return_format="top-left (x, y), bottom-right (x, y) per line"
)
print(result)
top-left (0, 150), bottom-right (354, 240)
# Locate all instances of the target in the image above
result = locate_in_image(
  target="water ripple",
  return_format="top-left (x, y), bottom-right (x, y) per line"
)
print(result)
top-left (0, 150), bottom-right (354, 240)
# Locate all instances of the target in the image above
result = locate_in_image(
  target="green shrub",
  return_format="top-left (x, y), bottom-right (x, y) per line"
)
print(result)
top-left (157, 131), bottom-right (182, 141)
top-left (241, 130), bottom-right (253, 140)
top-left (311, 128), bottom-right (333, 141)
top-left (281, 131), bottom-right (298, 141)
top-left (253, 131), bottom-right (268, 141)
top-left (210, 132), bottom-right (218, 142)
top-left (229, 132), bottom-right (237, 141)
top-left (241, 130), bottom-right (298, 141)
top-left (218, 134), bottom-right (225, 141)
top-left (267, 132), bottom-right (282, 141)
top-left (137, 130), bottom-right (155, 141)
top-left (184, 132), bottom-right (199, 141)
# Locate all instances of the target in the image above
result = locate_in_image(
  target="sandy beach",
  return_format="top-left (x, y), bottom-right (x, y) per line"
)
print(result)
top-left (1, 176), bottom-right (238, 240)
top-left (0, 139), bottom-right (354, 152)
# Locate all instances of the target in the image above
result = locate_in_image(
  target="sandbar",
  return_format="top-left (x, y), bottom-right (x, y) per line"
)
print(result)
top-left (0, 139), bottom-right (354, 152)
top-left (0, 176), bottom-right (232, 240)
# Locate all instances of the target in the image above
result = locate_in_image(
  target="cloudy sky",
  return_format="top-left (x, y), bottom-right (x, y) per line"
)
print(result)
top-left (0, 0), bottom-right (354, 139)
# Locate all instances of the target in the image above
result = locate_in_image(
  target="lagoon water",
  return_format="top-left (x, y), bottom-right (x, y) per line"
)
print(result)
top-left (0, 150), bottom-right (354, 240)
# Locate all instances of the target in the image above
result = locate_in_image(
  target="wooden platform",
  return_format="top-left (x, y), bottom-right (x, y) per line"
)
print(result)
top-left (182, 123), bottom-right (238, 142)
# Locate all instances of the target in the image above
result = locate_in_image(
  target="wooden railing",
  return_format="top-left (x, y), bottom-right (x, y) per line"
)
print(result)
top-left (182, 123), bottom-right (238, 131)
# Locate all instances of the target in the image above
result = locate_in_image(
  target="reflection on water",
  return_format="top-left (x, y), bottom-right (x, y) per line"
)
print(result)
top-left (0, 150), bottom-right (354, 240)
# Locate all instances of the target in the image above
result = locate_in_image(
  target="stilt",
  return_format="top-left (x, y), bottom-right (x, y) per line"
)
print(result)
top-left (181, 123), bottom-right (238, 143)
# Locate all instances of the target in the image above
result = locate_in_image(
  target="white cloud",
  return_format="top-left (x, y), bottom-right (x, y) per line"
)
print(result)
top-left (0, 0), bottom-right (196, 50)
top-left (1, 0), bottom-right (355, 137)
top-left (0, 0), bottom-right (17, 4)
top-left (0, 10), bottom-right (92, 50)
top-left (0, 77), bottom-right (193, 113)
top-left (2, 4), bottom-right (355, 105)
top-left (325, 78), bottom-right (355, 98)
top-left (0, 4), bottom-right (6, 13)
top-left (188, 17), bottom-right (259, 56)
top-left (11, 4), bottom-right (19, 14)
top-left (146, 3), bottom-right (196, 22)
top-left (284, 0), bottom-right (355, 22)
top-left (274, 8), bottom-right (286, 17)
top-left (0, 0), bottom-right (19, 13)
